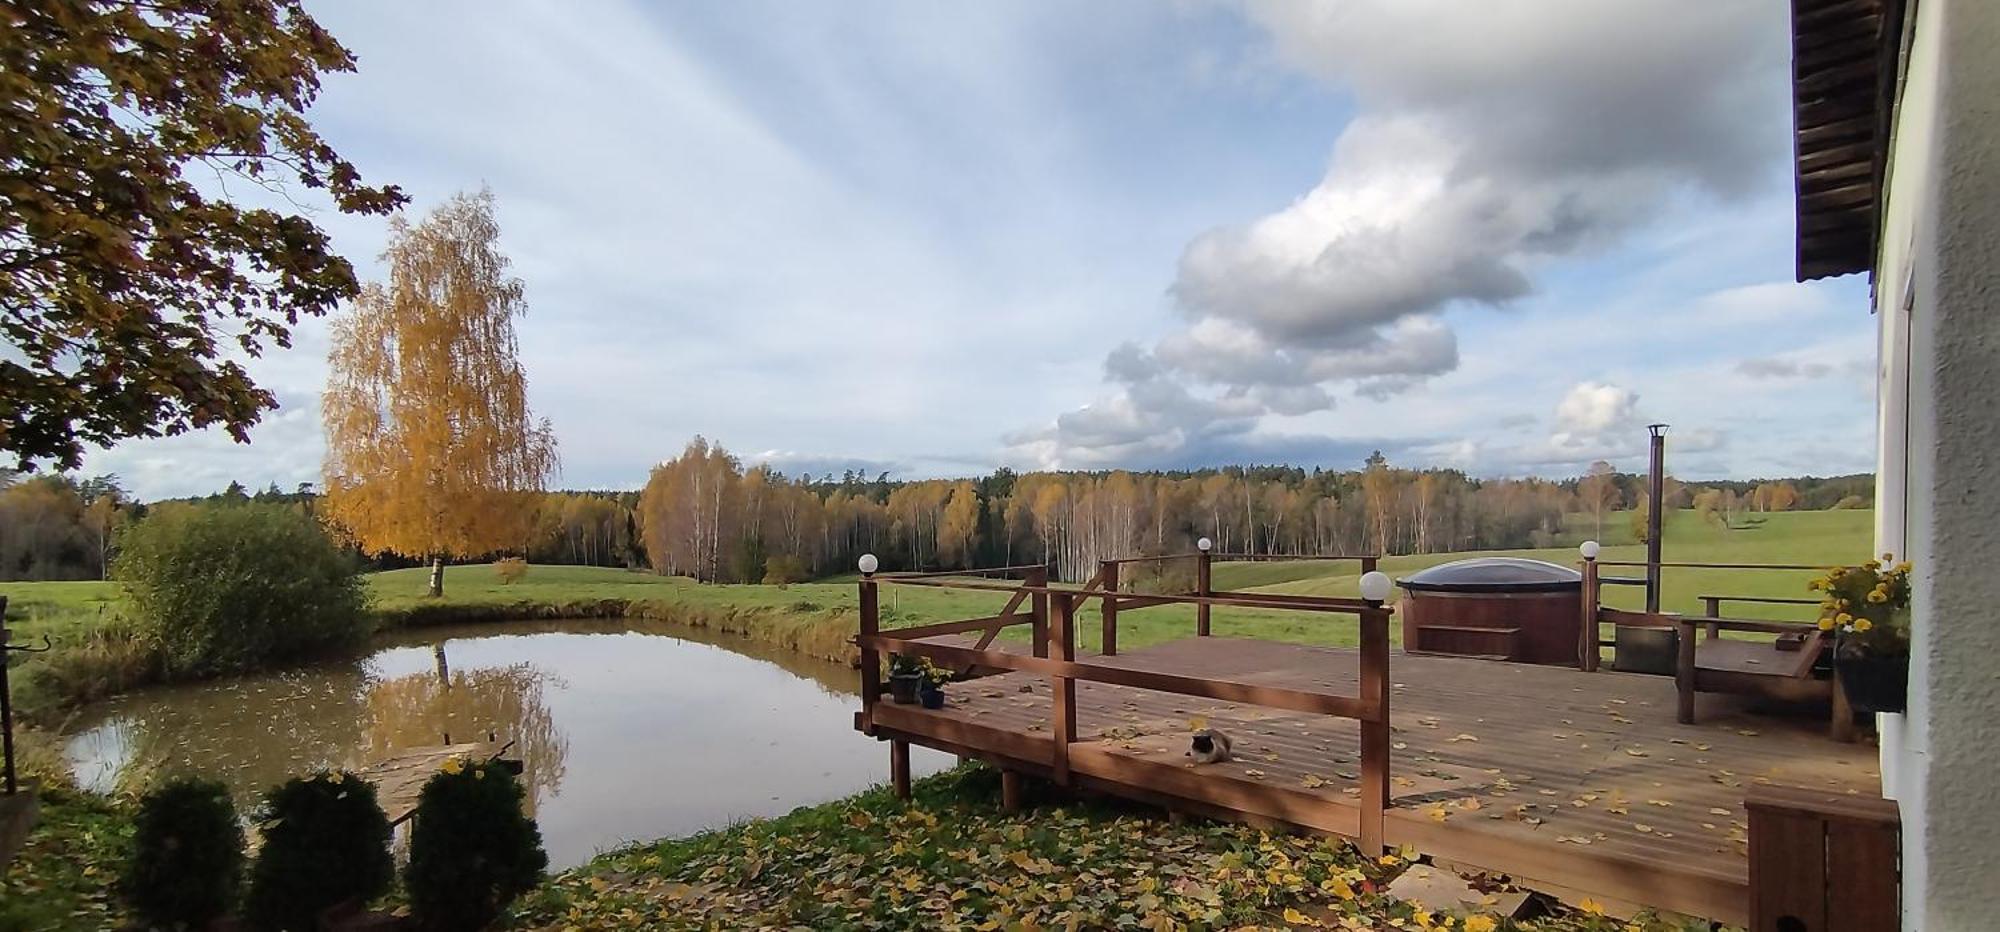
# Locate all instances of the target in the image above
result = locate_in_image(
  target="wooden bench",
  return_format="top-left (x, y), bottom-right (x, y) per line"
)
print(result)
top-left (1695, 594), bottom-right (1822, 638)
top-left (1672, 615), bottom-right (1854, 742)
top-left (1595, 608), bottom-right (1852, 741)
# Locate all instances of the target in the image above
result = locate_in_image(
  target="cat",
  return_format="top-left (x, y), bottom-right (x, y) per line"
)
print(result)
top-left (1187, 728), bottom-right (1233, 764)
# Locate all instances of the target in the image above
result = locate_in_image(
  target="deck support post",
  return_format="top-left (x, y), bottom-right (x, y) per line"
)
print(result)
top-left (1195, 552), bottom-right (1212, 637)
top-left (1029, 565), bottom-right (1050, 659)
top-left (1050, 592), bottom-right (1077, 786)
top-left (859, 572), bottom-right (881, 734)
top-left (1357, 601), bottom-right (1392, 856)
top-left (889, 739), bottom-right (911, 800)
top-left (1000, 769), bottom-right (1024, 813)
top-left (1829, 665), bottom-right (1856, 743)
top-left (1100, 560), bottom-right (1119, 656)
top-left (1578, 556), bottom-right (1600, 672)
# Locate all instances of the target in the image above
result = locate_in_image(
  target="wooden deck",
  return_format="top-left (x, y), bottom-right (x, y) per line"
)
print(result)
top-left (866, 636), bottom-right (1878, 926)
top-left (352, 740), bottom-right (512, 825)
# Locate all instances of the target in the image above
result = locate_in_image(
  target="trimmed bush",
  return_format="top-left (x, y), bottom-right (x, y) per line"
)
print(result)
top-left (113, 502), bottom-right (369, 677)
top-left (406, 758), bottom-right (548, 931)
top-left (245, 772), bottom-right (394, 931)
top-left (494, 557), bottom-right (529, 584)
top-left (123, 778), bottom-right (245, 927)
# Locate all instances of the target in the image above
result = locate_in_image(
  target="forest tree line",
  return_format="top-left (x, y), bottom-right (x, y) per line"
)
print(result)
top-left (0, 449), bottom-right (1875, 583)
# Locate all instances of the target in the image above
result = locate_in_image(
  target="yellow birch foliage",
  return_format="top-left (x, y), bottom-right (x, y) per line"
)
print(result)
top-left (321, 189), bottom-right (558, 564)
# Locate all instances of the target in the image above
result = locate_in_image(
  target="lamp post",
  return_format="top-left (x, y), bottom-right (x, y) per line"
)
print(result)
top-left (1359, 570), bottom-right (1393, 607)
top-left (1579, 540), bottom-right (1601, 671)
top-left (1646, 424), bottom-right (1668, 613)
top-left (1195, 537), bottom-right (1213, 637)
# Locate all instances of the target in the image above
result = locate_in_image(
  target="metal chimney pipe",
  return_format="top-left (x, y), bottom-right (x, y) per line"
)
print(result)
top-left (1646, 424), bottom-right (1668, 612)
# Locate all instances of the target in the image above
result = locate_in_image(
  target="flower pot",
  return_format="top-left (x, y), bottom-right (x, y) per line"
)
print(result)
top-left (919, 681), bottom-right (946, 710)
top-left (1836, 653), bottom-right (1908, 714)
top-left (888, 672), bottom-right (923, 704)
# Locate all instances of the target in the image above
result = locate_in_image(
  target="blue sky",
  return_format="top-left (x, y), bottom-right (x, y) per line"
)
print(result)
top-left (81, 1), bottom-right (1877, 499)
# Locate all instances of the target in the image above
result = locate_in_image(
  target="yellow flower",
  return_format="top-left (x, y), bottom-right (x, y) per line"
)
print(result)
top-left (1896, 561), bottom-right (1912, 573)
top-left (1807, 579), bottom-right (1823, 591)
top-left (1836, 613), bottom-right (1853, 624)
top-left (1817, 618), bottom-right (1836, 631)
top-left (326, 771), bottom-right (345, 785)
top-left (440, 756), bottom-right (465, 776)
top-left (1864, 559), bottom-right (1881, 570)
top-left (1867, 591), bottom-right (1887, 603)
top-left (1463, 917), bottom-right (1498, 932)
top-left (1854, 618), bottom-right (1874, 632)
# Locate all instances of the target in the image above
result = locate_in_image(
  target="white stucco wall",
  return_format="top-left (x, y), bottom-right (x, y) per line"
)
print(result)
top-left (1873, 0), bottom-right (2000, 928)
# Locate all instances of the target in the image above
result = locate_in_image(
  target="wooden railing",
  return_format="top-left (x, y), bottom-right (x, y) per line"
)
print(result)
top-left (1096, 551), bottom-right (1379, 647)
top-left (856, 563), bottom-right (1396, 852)
top-left (1576, 558), bottom-right (1832, 672)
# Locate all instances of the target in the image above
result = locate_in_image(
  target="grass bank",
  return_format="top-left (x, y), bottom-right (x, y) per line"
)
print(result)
top-left (504, 765), bottom-right (1700, 931)
top-left (0, 785), bottom-right (135, 932)
top-left (4, 767), bottom-right (1705, 932)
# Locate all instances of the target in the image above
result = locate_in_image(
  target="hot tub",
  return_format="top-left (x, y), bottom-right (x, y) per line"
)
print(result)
top-left (1396, 557), bottom-right (1582, 665)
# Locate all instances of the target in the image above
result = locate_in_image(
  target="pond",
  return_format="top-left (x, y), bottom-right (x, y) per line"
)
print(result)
top-left (63, 619), bottom-right (952, 867)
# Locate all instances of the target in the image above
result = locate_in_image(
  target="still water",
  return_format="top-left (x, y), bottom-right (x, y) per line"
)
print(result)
top-left (64, 619), bottom-right (950, 867)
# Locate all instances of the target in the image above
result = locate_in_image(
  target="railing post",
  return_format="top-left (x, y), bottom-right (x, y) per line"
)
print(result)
top-left (1029, 565), bottom-right (1049, 659)
top-left (1357, 600), bottom-right (1391, 856)
top-left (1050, 592), bottom-right (1077, 785)
top-left (1578, 555), bottom-right (1600, 672)
top-left (1100, 560), bottom-right (1119, 657)
top-left (858, 571), bottom-right (880, 734)
top-left (1360, 555), bottom-right (1378, 575)
top-left (1675, 618), bottom-right (1697, 725)
top-left (1196, 551), bottom-right (1213, 637)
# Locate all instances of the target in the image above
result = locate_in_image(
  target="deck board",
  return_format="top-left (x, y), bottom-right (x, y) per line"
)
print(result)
top-left (871, 636), bottom-right (1878, 925)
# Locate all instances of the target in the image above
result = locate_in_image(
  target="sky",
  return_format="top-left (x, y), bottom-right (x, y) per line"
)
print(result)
top-left (79, 0), bottom-right (1878, 500)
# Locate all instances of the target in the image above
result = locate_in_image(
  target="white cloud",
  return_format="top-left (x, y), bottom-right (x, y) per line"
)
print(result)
top-left (1011, 0), bottom-right (1794, 468)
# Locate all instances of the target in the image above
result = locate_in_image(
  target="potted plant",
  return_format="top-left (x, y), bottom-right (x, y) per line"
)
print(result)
top-left (918, 657), bottom-right (951, 709)
top-left (887, 654), bottom-right (924, 705)
top-left (1812, 556), bottom-right (1913, 714)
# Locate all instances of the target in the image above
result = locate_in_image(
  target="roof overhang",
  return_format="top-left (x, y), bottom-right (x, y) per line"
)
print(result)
top-left (1790, 0), bottom-right (1906, 282)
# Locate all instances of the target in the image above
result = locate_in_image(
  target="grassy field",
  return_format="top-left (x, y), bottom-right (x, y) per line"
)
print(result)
top-left (1233, 508), bottom-right (1873, 621)
top-left (0, 508), bottom-right (1873, 720)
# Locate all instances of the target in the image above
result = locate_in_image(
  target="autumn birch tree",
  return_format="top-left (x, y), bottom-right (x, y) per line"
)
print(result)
top-left (321, 190), bottom-right (558, 596)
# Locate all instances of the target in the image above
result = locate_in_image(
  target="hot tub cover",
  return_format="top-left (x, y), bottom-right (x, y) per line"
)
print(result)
top-left (1396, 557), bottom-right (1582, 593)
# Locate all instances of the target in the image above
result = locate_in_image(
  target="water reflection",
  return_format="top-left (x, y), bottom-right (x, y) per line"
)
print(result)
top-left (66, 619), bottom-right (949, 866)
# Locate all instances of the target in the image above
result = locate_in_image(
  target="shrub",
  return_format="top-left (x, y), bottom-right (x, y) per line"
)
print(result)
top-left (494, 557), bottom-right (529, 584)
top-left (123, 778), bottom-right (245, 927)
top-left (406, 758), bottom-right (548, 931)
top-left (113, 502), bottom-right (370, 677)
top-left (762, 554), bottom-right (808, 586)
top-left (245, 772), bottom-right (394, 930)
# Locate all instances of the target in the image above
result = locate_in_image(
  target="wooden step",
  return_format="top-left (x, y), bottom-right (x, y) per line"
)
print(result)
top-left (1418, 624), bottom-right (1521, 635)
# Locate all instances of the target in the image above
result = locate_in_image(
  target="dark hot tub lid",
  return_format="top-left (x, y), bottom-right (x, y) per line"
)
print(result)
top-left (1397, 557), bottom-right (1582, 593)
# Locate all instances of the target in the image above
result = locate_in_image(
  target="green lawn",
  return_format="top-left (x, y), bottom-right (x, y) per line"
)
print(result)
top-left (1226, 508), bottom-right (1872, 624)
